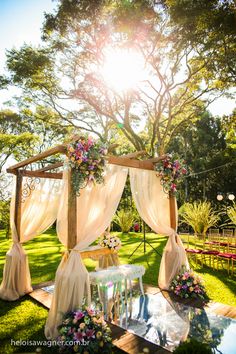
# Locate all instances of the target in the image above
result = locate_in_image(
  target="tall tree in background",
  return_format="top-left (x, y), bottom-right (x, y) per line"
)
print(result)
top-left (168, 110), bottom-right (236, 204)
top-left (1, 0), bottom-right (234, 155)
top-left (0, 106), bottom-right (70, 171)
top-left (164, 0), bottom-right (236, 86)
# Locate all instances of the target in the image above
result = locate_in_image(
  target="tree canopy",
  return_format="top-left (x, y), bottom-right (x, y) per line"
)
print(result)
top-left (1, 0), bottom-right (234, 156)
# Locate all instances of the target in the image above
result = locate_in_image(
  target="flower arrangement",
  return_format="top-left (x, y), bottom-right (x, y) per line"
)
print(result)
top-left (155, 153), bottom-right (187, 195)
top-left (67, 136), bottom-right (107, 195)
top-left (170, 266), bottom-right (208, 301)
top-left (57, 306), bottom-right (112, 353)
top-left (99, 232), bottom-right (121, 251)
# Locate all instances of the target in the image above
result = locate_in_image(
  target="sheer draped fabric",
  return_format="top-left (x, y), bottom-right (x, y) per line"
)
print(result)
top-left (129, 168), bottom-right (189, 290)
top-left (0, 177), bottom-right (62, 301)
top-left (45, 164), bottom-right (128, 339)
top-left (20, 177), bottom-right (62, 242)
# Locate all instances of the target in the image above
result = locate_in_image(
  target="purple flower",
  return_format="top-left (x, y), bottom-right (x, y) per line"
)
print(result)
top-left (85, 329), bottom-right (95, 339)
top-left (88, 165), bottom-right (95, 170)
top-left (74, 311), bottom-right (84, 321)
top-left (182, 285), bottom-right (188, 290)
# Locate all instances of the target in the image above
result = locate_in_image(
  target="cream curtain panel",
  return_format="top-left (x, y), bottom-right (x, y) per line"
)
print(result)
top-left (45, 164), bottom-right (128, 339)
top-left (0, 177), bottom-right (62, 301)
top-left (129, 168), bottom-right (189, 290)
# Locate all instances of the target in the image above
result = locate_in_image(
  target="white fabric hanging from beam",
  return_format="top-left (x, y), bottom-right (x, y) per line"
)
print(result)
top-left (129, 168), bottom-right (189, 290)
top-left (45, 164), bottom-right (128, 339)
top-left (0, 177), bottom-right (62, 301)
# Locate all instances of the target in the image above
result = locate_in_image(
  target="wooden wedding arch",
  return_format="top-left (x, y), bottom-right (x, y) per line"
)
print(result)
top-left (7, 142), bottom-right (177, 250)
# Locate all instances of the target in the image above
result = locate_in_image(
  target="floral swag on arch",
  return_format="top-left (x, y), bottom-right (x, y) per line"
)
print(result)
top-left (67, 136), bottom-right (107, 195)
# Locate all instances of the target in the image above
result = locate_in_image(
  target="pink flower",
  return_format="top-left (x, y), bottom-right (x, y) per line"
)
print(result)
top-left (85, 329), bottom-right (95, 339)
top-left (74, 330), bottom-right (85, 341)
top-left (74, 311), bottom-right (84, 321)
top-left (174, 160), bottom-right (180, 169)
top-left (87, 137), bottom-right (94, 147)
top-left (86, 308), bottom-right (95, 316)
top-left (184, 272), bottom-right (189, 279)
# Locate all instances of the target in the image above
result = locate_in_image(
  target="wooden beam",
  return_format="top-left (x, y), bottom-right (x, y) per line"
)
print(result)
top-left (108, 156), bottom-right (154, 170)
top-left (36, 162), bottom-right (64, 173)
top-left (146, 154), bottom-right (168, 163)
top-left (20, 170), bottom-right (63, 179)
top-left (14, 171), bottom-right (23, 240)
top-left (169, 193), bottom-right (177, 230)
top-left (67, 169), bottom-right (77, 250)
top-left (6, 144), bottom-right (67, 173)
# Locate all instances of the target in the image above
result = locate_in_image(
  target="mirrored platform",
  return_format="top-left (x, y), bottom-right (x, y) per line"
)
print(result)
top-left (42, 285), bottom-right (236, 353)
top-left (117, 293), bottom-right (236, 353)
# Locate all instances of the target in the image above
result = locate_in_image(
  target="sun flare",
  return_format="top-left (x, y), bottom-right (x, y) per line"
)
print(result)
top-left (100, 48), bottom-right (146, 92)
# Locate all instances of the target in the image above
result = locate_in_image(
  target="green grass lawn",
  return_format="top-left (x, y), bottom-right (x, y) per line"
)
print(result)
top-left (0, 229), bottom-right (236, 353)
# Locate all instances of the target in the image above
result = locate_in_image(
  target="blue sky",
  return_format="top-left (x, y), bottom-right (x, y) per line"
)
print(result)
top-left (0, 0), bottom-right (54, 70)
top-left (0, 0), bottom-right (235, 115)
top-left (0, 0), bottom-right (55, 106)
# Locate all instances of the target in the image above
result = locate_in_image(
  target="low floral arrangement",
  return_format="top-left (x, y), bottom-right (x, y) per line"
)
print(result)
top-left (57, 306), bottom-right (112, 353)
top-left (99, 232), bottom-right (121, 251)
top-left (67, 136), bottom-right (107, 195)
top-left (155, 153), bottom-right (187, 195)
top-left (170, 266), bottom-right (208, 301)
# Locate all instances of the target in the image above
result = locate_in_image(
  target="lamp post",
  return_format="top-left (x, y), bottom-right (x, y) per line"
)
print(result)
top-left (216, 192), bottom-right (235, 214)
top-left (217, 192), bottom-right (235, 202)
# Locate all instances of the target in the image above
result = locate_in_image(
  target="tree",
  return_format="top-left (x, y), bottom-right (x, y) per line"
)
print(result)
top-left (1, 0), bottom-right (231, 155)
top-left (0, 109), bottom-right (38, 173)
top-left (179, 201), bottom-right (220, 235)
top-left (0, 107), bottom-right (70, 172)
top-left (164, 0), bottom-right (236, 85)
top-left (168, 110), bottom-right (236, 204)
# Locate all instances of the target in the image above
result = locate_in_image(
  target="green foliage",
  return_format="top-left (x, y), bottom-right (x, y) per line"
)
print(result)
top-left (6, 45), bottom-right (57, 90)
top-left (173, 338), bottom-right (212, 354)
top-left (179, 201), bottom-right (220, 235)
top-left (227, 202), bottom-right (236, 226)
top-left (0, 107), bottom-right (70, 171)
top-left (0, 201), bottom-right (10, 237)
top-left (168, 111), bottom-right (236, 204)
top-left (2, 0), bottom-right (233, 156)
top-left (165, 0), bottom-right (236, 86)
top-left (113, 209), bottom-right (136, 233)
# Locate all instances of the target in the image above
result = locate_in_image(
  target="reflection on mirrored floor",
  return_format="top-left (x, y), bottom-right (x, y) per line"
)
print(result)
top-left (42, 285), bottom-right (236, 353)
top-left (116, 293), bottom-right (236, 353)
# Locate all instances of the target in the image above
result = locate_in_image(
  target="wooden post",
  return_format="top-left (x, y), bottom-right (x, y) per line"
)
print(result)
top-left (169, 193), bottom-right (177, 231)
top-left (67, 169), bottom-right (77, 250)
top-left (14, 170), bottom-right (23, 239)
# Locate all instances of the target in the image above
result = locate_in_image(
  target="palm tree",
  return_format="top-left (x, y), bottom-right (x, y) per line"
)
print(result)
top-left (179, 201), bottom-right (220, 236)
top-left (227, 202), bottom-right (236, 226)
top-left (113, 209), bottom-right (136, 233)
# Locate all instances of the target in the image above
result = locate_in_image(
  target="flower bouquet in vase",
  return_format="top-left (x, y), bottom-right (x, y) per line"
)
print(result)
top-left (99, 232), bottom-right (121, 252)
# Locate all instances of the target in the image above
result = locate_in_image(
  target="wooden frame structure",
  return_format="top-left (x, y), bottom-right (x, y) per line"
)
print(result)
top-left (7, 143), bottom-right (177, 249)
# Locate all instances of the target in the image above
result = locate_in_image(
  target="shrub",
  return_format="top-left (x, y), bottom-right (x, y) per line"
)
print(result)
top-left (179, 201), bottom-right (220, 236)
top-left (173, 338), bottom-right (212, 354)
top-left (113, 209), bottom-right (135, 233)
top-left (227, 202), bottom-right (236, 226)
